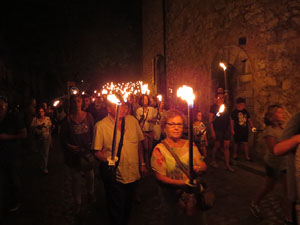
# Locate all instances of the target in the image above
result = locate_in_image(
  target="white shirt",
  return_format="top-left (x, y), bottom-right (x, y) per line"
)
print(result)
top-left (92, 114), bottom-right (144, 184)
top-left (136, 106), bottom-right (157, 132)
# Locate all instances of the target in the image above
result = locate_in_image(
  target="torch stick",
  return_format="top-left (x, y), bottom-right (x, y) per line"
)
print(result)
top-left (224, 69), bottom-right (228, 92)
top-left (107, 94), bottom-right (121, 166)
top-left (111, 104), bottom-right (120, 162)
top-left (219, 62), bottom-right (228, 93)
top-left (188, 104), bottom-right (194, 184)
top-left (177, 85), bottom-right (195, 185)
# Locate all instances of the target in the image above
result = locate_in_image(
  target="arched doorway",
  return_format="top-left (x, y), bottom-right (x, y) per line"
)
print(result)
top-left (211, 45), bottom-right (254, 114)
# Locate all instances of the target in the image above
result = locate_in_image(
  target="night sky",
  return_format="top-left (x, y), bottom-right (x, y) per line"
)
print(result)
top-left (0, 1), bottom-right (142, 102)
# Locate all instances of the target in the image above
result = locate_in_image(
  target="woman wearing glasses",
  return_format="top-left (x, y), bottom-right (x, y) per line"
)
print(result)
top-left (31, 105), bottom-right (52, 174)
top-left (151, 109), bottom-right (207, 225)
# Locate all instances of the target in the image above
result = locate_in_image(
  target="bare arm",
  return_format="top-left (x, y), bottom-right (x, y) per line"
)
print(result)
top-left (154, 172), bottom-right (186, 187)
top-left (138, 141), bottom-right (145, 165)
top-left (248, 118), bottom-right (255, 129)
top-left (0, 128), bottom-right (27, 140)
top-left (209, 113), bottom-right (215, 139)
top-left (94, 150), bottom-right (109, 163)
top-left (230, 118), bottom-right (234, 135)
top-left (273, 134), bottom-right (300, 156)
top-left (138, 141), bottom-right (147, 175)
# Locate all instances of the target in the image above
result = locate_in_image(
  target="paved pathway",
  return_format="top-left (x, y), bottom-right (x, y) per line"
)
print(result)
top-left (1, 138), bottom-right (287, 225)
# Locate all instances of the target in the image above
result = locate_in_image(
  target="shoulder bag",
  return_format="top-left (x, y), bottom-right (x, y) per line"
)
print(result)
top-left (161, 141), bottom-right (215, 212)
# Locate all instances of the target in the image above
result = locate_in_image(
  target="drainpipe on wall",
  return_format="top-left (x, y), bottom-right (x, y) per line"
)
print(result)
top-left (162, 0), bottom-right (167, 100)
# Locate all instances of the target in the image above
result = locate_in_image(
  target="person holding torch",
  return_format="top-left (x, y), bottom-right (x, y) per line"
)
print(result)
top-left (209, 92), bottom-right (235, 172)
top-left (92, 96), bottom-right (147, 225)
top-left (151, 109), bottom-right (207, 224)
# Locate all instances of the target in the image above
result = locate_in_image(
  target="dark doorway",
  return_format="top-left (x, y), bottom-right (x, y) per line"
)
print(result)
top-left (154, 54), bottom-right (166, 97)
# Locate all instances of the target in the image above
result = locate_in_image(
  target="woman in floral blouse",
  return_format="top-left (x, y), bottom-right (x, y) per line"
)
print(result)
top-left (151, 109), bottom-right (206, 225)
top-left (31, 105), bottom-right (52, 174)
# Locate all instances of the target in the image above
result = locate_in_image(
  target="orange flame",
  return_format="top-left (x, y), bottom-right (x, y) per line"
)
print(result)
top-left (107, 94), bottom-right (121, 105)
top-left (219, 62), bottom-right (227, 71)
top-left (177, 85), bottom-right (195, 106)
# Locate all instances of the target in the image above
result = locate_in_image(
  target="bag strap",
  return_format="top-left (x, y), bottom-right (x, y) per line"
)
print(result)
top-left (141, 108), bottom-right (149, 129)
top-left (115, 117), bottom-right (125, 169)
top-left (161, 140), bottom-right (190, 179)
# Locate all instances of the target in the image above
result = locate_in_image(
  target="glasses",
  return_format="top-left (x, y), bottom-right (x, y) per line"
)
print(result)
top-left (166, 123), bottom-right (184, 128)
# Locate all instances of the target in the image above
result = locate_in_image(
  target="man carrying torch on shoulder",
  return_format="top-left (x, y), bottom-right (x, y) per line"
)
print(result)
top-left (92, 100), bottom-right (147, 225)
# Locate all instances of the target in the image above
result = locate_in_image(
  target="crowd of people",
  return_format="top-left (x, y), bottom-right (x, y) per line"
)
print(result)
top-left (0, 86), bottom-right (299, 225)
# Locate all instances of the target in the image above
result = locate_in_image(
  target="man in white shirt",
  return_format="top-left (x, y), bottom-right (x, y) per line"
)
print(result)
top-left (92, 102), bottom-right (146, 225)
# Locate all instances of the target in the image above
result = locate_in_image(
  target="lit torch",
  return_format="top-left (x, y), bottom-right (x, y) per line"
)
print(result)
top-left (107, 94), bottom-right (121, 166)
top-left (102, 89), bottom-right (108, 95)
top-left (219, 62), bottom-right (228, 93)
top-left (53, 100), bottom-right (60, 107)
top-left (157, 95), bottom-right (162, 102)
top-left (177, 85), bottom-right (195, 184)
top-left (216, 104), bottom-right (225, 117)
top-left (141, 83), bottom-right (150, 95)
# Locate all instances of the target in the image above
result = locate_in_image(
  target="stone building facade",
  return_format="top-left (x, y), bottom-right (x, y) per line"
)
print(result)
top-left (142, 0), bottom-right (300, 128)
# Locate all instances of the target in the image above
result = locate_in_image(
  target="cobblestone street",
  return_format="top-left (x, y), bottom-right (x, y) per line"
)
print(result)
top-left (2, 137), bottom-right (287, 225)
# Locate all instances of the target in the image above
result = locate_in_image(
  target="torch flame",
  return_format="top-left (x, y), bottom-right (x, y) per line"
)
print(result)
top-left (123, 92), bottom-right (130, 103)
top-left (141, 84), bottom-right (149, 95)
top-left (53, 100), bottom-right (60, 107)
top-left (107, 94), bottom-right (121, 105)
top-left (157, 95), bottom-right (162, 102)
top-left (177, 85), bottom-right (195, 106)
top-left (219, 62), bottom-right (227, 71)
top-left (82, 91), bottom-right (85, 95)
top-left (72, 90), bottom-right (78, 95)
top-left (216, 104), bottom-right (225, 117)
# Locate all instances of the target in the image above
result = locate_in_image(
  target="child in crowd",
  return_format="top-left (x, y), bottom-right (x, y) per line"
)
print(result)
top-left (193, 111), bottom-right (208, 157)
top-left (230, 97), bottom-right (256, 161)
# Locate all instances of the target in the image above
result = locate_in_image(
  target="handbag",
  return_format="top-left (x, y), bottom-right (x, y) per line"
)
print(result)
top-left (79, 148), bottom-right (97, 172)
top-left (153, 122), bottom-right (162, 141)
top-left (161, 141), bottom-right (215, 212)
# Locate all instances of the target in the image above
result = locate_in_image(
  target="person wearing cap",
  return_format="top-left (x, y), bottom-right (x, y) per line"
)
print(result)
top-left (0, 96), bottom-right (27, 212)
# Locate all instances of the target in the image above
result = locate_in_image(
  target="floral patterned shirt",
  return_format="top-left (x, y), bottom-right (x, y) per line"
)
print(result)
top-left (151, 140), bottom-right (203, 180)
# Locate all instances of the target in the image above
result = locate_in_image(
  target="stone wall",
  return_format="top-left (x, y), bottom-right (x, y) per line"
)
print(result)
top-left (142, 0), bottom-right (300, 128)
top-left (142, 0), bottom-right (165, 91)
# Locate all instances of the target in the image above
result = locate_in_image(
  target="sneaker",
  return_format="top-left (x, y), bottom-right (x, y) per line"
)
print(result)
top-left (250, 201), bottom-right (261, 218)
top-left (210, 161), bottom-right (219, 168)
